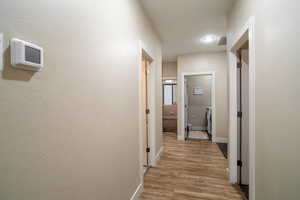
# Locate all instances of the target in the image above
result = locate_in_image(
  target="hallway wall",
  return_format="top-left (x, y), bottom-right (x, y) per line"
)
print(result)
top-left (0, 0), bottom-right (162, 200)
top-left (162, 62), bottom-right (177, 78)
top-left (228, 0), bottom-right (300, 199)
top-left (177, 52), bottom-right (229, 141)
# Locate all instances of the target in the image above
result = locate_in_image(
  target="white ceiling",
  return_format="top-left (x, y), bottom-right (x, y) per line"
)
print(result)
top-left (141, 0), bottom-right (235, 62)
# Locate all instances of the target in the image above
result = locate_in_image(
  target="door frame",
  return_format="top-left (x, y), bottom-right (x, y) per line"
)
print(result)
top-left (138, 41), bottom-right (156, 179)
top-left (227, 17), bottom-right (256, 200)
top-left (179, 71), bottom-right (216, 141)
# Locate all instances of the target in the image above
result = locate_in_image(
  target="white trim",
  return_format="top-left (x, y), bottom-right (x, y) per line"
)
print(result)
top-left (0, 33), bottom-right (3, 71)
top-left (138, 41), bottom-right (156, 179)
top-left (143, 167), bottom-right (147, 176)
top-left (130, 182), bottom-right (143, 200)
top-left (177, 134), bottom-right (185, 141)
top-left (228, 51), bottom-right (238, 183)
top-left (227, 16), bottom-right (256, 200)
top-left (153, 146), bottom-right (164, 166)
top-left (179, 71), bottom-right (216, 142)
top-left (213, 137), bottom-right (228, 143)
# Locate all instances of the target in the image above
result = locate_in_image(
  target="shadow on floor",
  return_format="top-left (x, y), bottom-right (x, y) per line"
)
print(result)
top-left (240, 184), bottom-right (249, 199)
top-left (217, 143), bottom-right (228, 159)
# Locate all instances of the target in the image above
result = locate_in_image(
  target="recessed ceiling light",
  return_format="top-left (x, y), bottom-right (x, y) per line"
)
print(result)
top-left (200, 35), bottom-right (218, 44)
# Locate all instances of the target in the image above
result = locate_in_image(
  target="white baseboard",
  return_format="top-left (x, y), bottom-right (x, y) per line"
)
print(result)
top-left (130, 182), bottom-right (143, 200)
top-left (143, 167), bottom-right (147, 175)
top-left (152, 146), bottom-right (164, 166)
top-left (213, 137), bottom-right (228, 143)
top-left (177, 134), bottom-right (185, 141)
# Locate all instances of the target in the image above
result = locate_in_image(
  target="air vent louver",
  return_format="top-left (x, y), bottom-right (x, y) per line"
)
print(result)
top-left (218, 36), bottom-right (227, 46)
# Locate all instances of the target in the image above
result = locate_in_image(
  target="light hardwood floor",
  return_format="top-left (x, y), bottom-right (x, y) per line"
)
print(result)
top-left (140, 133), bottom-right (245, 200)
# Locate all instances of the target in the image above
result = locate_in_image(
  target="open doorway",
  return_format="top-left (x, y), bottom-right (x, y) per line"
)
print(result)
top-left (184, 75), bottom-right (213, 141)
top-left (138, 43), bottom-right (157, 180)
top-left (162, 79), bottom-right (177, 133)
top-left (180, 72), bottom-right (216, 142)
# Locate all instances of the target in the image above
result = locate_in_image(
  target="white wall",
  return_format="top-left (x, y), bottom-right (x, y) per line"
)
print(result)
top-left (177, 52), bottom-right (228, 140)
top-left (0, 0), bottom-right (162, 200)
top-left (162, 62), bottom-right (177, 78)
top-left (228, 0), bottom-right (300, 199)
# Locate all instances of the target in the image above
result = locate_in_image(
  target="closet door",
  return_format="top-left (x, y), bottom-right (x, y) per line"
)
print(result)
top-left (241, 49), bottom-right (249, 185)
top-left (237, 57), bottom-right (242, 184)
top-left (237, 49), bottom-right (250, 186)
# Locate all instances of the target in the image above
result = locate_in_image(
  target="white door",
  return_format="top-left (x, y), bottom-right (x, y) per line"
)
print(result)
top-left (237, 60), bottom-right (242, 183)
top-left (241, 49), bottom-right (249, 185)
top-left (237, 49), bottom-right (250, 185)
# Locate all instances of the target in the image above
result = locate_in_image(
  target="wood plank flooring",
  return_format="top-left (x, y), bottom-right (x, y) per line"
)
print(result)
top-left (140, 133), bottom-right (244, 200)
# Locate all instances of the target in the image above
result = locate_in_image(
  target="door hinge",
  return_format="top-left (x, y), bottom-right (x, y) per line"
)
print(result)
top-left (146, 147), bottom-right (150, 153)
top-left (237, 160), bottom-right (243, 167)
top-left (237, 62), bottom-right (242, 68)
top-left (237, 111), bottom-right (242, 118)
top-left (146, 109), bottom-right (150, 114)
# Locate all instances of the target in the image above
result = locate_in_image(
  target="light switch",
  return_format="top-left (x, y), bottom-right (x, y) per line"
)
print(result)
top-left (0, 33), bottom-right (3, 71)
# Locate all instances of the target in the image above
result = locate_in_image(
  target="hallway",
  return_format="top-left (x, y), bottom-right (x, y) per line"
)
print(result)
top-left (0, 0), bottom-right (299, 199)
top-left (140, 133), bottom-right (244, 200)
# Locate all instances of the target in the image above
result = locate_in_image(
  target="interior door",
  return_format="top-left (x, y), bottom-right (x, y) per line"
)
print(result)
top-left (237, 56), bottom-right (242, 184)
top-left (237, 49), bottom-right (250, 186)
top-left (241, 49), bottom-right (249, 185)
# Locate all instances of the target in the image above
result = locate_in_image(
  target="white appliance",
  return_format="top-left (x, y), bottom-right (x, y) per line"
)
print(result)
top-left (10, 38), bottom-right (44, 71)
top-left (206, 107), bottom-right (212, 136)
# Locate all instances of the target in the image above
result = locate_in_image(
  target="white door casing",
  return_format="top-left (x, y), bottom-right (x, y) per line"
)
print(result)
top-left (228, 17), bottom-right (255, 200)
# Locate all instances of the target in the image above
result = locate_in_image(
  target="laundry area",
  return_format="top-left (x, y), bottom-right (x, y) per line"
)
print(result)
top-left (185, 75), bottom-right (213, 141)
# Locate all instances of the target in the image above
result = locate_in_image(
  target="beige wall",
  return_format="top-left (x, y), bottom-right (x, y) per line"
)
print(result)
top-left (186, 75), bottom-right (212, 129)
top-left (162, 62), bottom-right (177, 78)
top-left (228, 0), bottom-right (300, 199)
top-left (177, 52), bottom-right (228, 140)
top-left (0, 0), bottom-right (162, 200)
